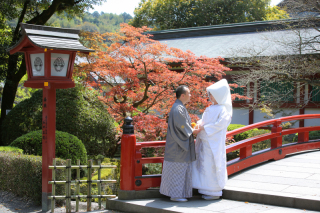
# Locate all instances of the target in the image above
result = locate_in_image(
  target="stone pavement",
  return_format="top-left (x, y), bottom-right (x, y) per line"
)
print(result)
top-left (107, 149), bottom-right (320, 213)
top-left (224, 149), bottom-right (320, 211)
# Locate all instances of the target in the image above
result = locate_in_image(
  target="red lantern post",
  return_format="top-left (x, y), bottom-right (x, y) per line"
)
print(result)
top-left (7, 23), bottom-right (94, 211)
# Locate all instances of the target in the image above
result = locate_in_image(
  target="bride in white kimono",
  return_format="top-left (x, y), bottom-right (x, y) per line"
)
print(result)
top-left (192, 79), bottom-right (232, 200)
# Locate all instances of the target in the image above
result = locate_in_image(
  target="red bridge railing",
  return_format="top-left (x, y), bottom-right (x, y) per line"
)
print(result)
top-left (120, 114), bottom-right (320, 191)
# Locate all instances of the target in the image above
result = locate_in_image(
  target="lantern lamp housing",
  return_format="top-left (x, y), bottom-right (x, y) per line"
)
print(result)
top-left (7, 23), bottom-right (94, 89)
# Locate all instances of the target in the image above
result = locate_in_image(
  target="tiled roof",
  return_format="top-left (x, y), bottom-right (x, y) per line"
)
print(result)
top-left (150, 20), bottom-right (320, 58)
top-left (8, 23), bottom-right (94, 53)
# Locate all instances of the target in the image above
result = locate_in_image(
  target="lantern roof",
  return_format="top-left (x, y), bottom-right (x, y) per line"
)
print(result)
top-left (8, 23), bottom-right (94, 54)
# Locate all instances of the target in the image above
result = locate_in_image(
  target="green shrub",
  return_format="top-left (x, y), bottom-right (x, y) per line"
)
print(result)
top-left (142, 163), bottom-right (162, 175)
top-left (0, 152), bottom-right (66, 205)
top-left (0, 146), bottom-right (23, 153)
top-left (228, 124), bottom-right (251, 142)
top-left (227, 124), bottom-right (271, 143)
top-left (250, 129), bottom-right (271, 152)
top-left (227, 124), bottom-right (271, 160)
top-left (293, 130), bottom-right (320, 142)
top-left (10, 130), bottom-right (87, 165)
top-left (309, 130), bottom-right (320, 140)
top-left (2, 82), bottom-right (118, 157)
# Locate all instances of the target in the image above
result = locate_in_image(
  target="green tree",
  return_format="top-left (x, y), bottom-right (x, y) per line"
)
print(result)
top-left (264, 6), bottom-right (290, 20)
top-left (80, 21), bottom-right (100, 32)
top-left (2, 82), bottom-right (119, 157)
top-left (47, 11), bottom-right (133, 34)
top-left (0, 0), bottom-right (106, 146)
top-left (130, 0), bottom-right (271, 30)
top-left (14, 74), bottom-right (38, 105)
top-left (0, 26), bottom-right (11, 82)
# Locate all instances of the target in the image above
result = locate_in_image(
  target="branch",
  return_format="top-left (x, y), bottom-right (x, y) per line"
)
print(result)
top-left (13, 0), bottom-right (30, 42)
top-left (95, 72), bottom-right (115, 88)
top-left (142, 85), bottom-right (170, 113)
top-left (27, 0), bottom-right (79, 25)
top-left (132, 61), bottom-right (150, 108)
top-left (132, 83), bottom-right (150, 108)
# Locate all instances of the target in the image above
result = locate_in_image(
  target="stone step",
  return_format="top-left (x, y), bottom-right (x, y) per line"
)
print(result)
top-left (105, 196), bottom-right (317, 213)
top-left (223, 187), bottom-right (320, 212)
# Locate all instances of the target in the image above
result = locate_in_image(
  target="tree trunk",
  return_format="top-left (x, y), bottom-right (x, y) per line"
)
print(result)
top-left (0, 0), bottom-right (68, 145)
top-left (0, 56), bottom-right (26, 145)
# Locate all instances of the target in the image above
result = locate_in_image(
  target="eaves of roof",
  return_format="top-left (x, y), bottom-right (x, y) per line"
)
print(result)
top-left (148, 18), bottom-right (320, 40)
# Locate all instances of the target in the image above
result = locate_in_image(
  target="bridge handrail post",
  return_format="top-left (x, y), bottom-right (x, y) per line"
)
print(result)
top-left (135, 144), bottom-right (143, 177)
top-left (239, 145), bottom-right (252, 159)
top-left (120, 117), bottom-right (136, 191)
top-left (298, 131), bottom-right (309, 143)
top-left (271, 120), bottom-right (282, 149)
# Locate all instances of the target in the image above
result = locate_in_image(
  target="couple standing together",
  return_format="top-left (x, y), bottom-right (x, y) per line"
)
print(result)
top-left (160, 79), bottom-right (232, 202)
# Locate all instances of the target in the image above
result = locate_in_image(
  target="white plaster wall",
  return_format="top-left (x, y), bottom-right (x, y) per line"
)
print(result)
top-left (253, 108), bottom-right (300, 128)
top-left (231, 108), bottom-right (249, 125)
top-left (304, 108), bottom-right (320, 127)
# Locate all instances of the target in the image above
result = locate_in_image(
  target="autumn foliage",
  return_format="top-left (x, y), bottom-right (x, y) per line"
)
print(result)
top-left (76, 24), bottom-right (244, 141)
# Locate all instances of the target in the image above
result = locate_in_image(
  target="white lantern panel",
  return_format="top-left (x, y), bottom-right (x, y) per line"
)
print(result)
top-left (51, 53), bottom-right (70, 77)
top-left (30, 53), bottom-right (45, 76)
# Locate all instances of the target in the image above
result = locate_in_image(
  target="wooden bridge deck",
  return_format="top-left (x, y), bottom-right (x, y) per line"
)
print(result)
top-left (106, 149), bottom-right (320, 213)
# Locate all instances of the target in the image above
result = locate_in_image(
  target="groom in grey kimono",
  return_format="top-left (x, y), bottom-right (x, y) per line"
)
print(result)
top-left (160, 85), bottom-right (196, 202)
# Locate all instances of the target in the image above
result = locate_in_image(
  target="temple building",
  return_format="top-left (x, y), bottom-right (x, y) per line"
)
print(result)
top-left (148, 19), bottom-right (320, 127)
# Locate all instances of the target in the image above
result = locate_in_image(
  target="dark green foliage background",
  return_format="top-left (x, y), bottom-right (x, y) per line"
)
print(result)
top-left (10, 130), bottom-right (87, 165)
top-left (0, 151), bottom-right (66, 205)
top-left (2, 83), bottom-right (118, 157)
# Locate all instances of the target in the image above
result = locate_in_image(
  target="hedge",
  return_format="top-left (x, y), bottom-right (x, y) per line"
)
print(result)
top-left (2, 83), bottom-right (118, 157)
top-left (10, 130), bottom-right (87, 165)
top-left (0, 146), bottom-right (23, 153)
top-left (0, 151), bottom-right (66, 205)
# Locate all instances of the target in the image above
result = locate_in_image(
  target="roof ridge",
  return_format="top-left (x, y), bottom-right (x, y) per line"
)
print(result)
top-left (21, 23), bottom-right (80, 35)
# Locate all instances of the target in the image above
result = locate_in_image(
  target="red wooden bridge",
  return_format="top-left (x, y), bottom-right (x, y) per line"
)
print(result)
top-left (119, 114), bottom-right (320, 192)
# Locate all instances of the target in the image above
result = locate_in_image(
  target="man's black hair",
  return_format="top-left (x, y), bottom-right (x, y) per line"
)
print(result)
top-left (176, 85), bottom-right (188, 99)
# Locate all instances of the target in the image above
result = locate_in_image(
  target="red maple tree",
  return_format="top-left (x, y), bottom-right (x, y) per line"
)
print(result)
top-left (76, 24), bottom-right (246, 141)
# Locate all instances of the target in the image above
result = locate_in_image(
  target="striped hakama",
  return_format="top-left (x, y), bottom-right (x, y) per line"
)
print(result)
top-left (160, 160), bottom-right (193, 198)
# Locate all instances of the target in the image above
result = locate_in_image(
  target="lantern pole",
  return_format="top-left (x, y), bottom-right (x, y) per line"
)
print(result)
top-left (41, 84), bottom-right (56, 211)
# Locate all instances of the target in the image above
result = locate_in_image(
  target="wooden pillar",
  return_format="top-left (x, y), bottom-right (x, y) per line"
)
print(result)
top-left (248, 82), bottom-right (255, 125)
top-left (299, 108), bottom-right (305, 127)
top-left (249, 108), bottom-right (254, 125)
top-left (42, 86), bottom-right (56, 211)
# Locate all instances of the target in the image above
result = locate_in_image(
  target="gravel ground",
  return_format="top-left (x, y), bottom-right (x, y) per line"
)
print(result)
top-left (0, 190), bottom-right (123, 213)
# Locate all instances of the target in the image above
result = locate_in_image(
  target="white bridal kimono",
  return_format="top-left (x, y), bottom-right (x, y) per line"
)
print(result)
top-left (192, 79), bottom-right (232, 197)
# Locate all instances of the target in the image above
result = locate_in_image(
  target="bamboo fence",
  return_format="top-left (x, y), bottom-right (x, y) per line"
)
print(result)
top-left (48, 159), bottom-right (117, 212)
